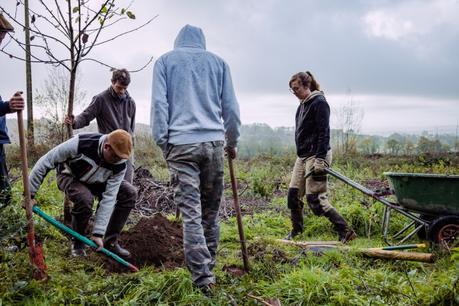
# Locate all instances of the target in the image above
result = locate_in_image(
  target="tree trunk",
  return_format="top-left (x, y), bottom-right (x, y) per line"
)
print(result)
top-left (24, 0), bottom-right (34, 148)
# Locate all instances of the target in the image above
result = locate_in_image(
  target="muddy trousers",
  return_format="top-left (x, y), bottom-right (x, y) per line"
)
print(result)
top-left (56, 173), bottom-right (137, 242)
top-left (166, 141), bottom-right (224, 287)
top-left (288, 189), bottom-right (349, 237)
top-left (288, 153), bottom-right (350, 238)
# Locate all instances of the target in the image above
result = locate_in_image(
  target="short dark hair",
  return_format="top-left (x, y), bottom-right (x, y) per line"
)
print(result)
top-left (111, 68), bottom-right (130, 86)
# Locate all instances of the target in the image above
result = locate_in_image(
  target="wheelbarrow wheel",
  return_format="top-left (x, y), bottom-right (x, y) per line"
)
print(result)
top-left (428, 216), bottom-right (459, 250)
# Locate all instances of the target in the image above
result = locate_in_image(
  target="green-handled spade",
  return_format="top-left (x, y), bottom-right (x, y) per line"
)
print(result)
top-left (33, 206), bottom-right (139, 272)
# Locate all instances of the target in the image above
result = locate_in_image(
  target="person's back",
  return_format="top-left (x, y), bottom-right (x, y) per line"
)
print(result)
top-left (151, 24), bottom-right (240, 151)
top-left (151, 24), bottom-right (240, 293)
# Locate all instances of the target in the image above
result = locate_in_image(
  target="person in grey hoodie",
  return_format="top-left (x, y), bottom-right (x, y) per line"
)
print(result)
top-left (29, 130), bottom-right (137, 257)
top-left (151, 24), bottom-right (241, 291)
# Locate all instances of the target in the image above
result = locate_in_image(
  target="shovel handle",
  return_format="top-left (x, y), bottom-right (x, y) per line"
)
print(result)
top-left (33, 206), bottom-right (139, 272)
top-left (228, 156), bottom-right (250, 272)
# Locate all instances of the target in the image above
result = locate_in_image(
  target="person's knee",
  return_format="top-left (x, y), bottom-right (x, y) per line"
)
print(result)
top-left (117, 182), bottom-right (137, 208)
top-left (67, 186), bottom-right (93, 211)
top-left (307, 194), bottom-right (325, 216)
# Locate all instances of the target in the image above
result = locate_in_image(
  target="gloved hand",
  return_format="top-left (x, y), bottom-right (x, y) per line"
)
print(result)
top-left (313, 158), bottom-right (328, 174)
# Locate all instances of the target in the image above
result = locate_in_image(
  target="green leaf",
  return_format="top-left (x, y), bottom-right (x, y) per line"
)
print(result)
top-left (121, 8), bottom-right (126, 15)
top-left (126, 11), bottom-right (136, 19)
top-left (101, 5), bottom-right (108, 14)
top-left (72, 7), bottom-right (79, 13)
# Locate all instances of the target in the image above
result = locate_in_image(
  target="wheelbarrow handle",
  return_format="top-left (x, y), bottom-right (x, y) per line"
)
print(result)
top-left (32, 206), bottom-right (139, 272)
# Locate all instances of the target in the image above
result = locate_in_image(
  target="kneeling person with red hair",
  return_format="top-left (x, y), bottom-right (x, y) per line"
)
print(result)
top-left (29, 129), bottom-right (137, 257)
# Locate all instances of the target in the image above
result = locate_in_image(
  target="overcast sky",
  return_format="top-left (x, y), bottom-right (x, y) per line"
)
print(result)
top-left (1, 0), bottom-right (458, 135)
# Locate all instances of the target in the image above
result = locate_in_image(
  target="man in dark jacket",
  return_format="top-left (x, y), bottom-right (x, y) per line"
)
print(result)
top-left (29, 130), bottom-right (137, 257)
top-left (0, 14), bottom-right (25, 207)
top-left (64, 69), bottom-right (136, 183)
top-left (286, 71), bottom-right (356, 243)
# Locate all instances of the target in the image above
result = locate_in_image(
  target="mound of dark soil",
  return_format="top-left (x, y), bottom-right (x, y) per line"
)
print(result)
top-left (103, 214), bottom-right (184, 273)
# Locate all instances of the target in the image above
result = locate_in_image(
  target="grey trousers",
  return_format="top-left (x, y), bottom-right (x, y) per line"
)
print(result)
top-left (166, 141), bottom-right (224, 287)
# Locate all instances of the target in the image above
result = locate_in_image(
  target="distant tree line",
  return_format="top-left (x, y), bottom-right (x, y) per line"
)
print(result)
top-left (237, 123), bottom-right (459, 159)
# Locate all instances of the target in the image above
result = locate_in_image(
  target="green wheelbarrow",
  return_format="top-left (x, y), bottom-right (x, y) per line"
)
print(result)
top-left (323, 169), bottom-right (459, 250)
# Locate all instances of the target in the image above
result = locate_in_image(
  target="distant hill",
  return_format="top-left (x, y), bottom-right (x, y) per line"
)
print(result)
top-left (4, 119), bottom-right (457, 157)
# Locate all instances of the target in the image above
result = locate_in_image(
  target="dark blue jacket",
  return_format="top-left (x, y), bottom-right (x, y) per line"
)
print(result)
top-left (0, 95), bottom-right (11, 145)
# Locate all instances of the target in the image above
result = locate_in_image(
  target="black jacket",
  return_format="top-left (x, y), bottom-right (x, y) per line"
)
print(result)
top-left (294, 92), bottom-right (331, 159)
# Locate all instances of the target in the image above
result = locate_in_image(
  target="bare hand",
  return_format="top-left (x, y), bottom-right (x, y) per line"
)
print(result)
top-left (91, 236), bottom-right (104, 251)
top-left (224, 146), bottom-right (237, 159)
top-left (64, 115), bottom-right (74, 126)
top-left (21, 198), bottom-right (36, 209)
top-left (8, 91), bottom-right (24, 112)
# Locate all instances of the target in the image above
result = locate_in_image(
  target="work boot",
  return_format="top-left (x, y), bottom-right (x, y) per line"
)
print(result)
top-left (105, 239), bottom-right (131, 258)
top-left (198, 282), bottom-right (216, 297)
top-left (285, 208), bottom-right (304, 240)
top-left (71, 240), bottom-right (87, 257)
top-left (339, 229), bottom-right (357, 244)
top-left (323, 208), bottom-right (352, 242)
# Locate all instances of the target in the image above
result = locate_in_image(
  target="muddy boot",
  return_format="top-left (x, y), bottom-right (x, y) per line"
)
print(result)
top-left (339, 229), bottom-right (357, 244)
top-left (71, 239), bottom-right (87, 257)
top-left (105, 238), bottom-right (131, 257)
top-left (285, 208), bottom-right (304, 240)
top-left (285, 188), bottom-right (304, 240)
top-left (323, 208), bottom-right (355, 243)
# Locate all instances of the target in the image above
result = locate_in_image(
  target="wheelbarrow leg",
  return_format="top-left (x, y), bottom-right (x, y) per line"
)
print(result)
top-left (382, 206), bottom-right (391, 245)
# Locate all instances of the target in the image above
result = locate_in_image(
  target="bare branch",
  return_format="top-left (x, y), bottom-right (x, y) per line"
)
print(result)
top-left (88, 15), bottom-right (158, 49)
top-left (54, 0), bottom-right (70, 33)
top-left (0, 6), bottom-right (71, 51)
top-left (78, 0), bottom-right (112, 34)
top-left (79, 57), bottom-right (116, 70)
top-left (128, 55), bottom-right (154, 73)
top-left (79, 1), bottom-right (117, 57)
top-left (16, 0), bottom-right (69, 38)
top-left (80, 55), bottom-right (154, 73)
top-left (85, 16), bottom-right (127, 33)
top-left (0, 49), bottom-right (69, 69)
top-left (32, 0), bottom-right (70, 37)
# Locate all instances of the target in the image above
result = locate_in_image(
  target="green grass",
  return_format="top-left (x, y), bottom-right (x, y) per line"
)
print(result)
top-left (1, 155), bottom-right (458, 305)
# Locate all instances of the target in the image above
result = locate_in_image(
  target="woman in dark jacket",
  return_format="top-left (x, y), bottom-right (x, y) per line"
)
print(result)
top-left (286, 71), bottom-right (356, 243)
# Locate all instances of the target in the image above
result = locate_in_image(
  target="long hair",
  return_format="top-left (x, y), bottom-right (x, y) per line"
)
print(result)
top-left (289, 71), bottom-right (320, 91)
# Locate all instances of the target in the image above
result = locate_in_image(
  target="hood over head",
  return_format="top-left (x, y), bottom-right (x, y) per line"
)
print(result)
top-left (174, 24), bottom-right (206, 50)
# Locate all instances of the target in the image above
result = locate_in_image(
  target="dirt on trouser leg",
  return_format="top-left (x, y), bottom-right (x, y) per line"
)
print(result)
top-left (102, 214), bottom-right (184, 273)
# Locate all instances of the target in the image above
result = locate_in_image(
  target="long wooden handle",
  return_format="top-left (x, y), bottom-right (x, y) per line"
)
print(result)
top-left (17, 110), bottom-right (34, 232)
top-left (228, 157), bottom-right (250, 272)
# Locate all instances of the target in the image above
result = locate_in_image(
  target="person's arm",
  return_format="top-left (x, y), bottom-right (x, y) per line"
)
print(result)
top-left (151, 58), bottom-right (169, 153)
top-left (0, 92), bottom-right (25, 116)
top-left (29, 136), bottom-right (79, 198)
top-left (130, 98), bottom-right (136, 134)
top-left (314, 100), bottom-right (331, 160)
top-left (0, 100), bottom-right (10, 117)
top-left (91, 168), bottom-right (126, 236)
top-left (221, 62), bottom-right (241, 149)
top-left (72, 95), bottom-right (101, 129)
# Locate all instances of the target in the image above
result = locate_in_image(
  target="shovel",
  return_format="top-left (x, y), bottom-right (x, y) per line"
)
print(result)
top-left (17, 109), bottom-right (48, 280)
top-left (227, 156), bottom-right (250, 272)
top-left (32, 206), bottom-right (139, 272)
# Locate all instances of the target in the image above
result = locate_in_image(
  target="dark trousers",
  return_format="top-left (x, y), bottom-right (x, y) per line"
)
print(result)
top-left (56, 173), bottom-right (137, 241)
top-left (0, 144), bottom-right (11, 208)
